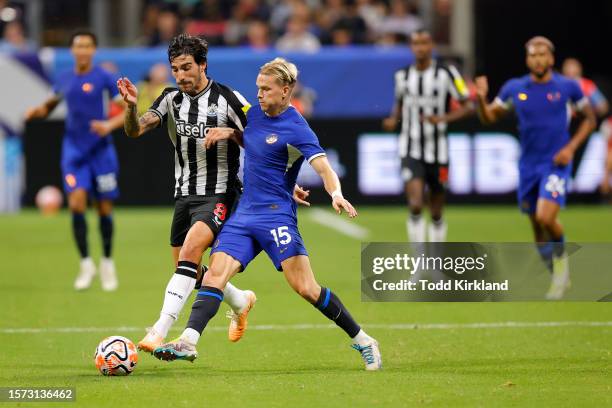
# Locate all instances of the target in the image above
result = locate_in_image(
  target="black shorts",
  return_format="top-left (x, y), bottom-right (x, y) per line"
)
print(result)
top-left (170, 191), bottom-right (239, 247)
top-left (401, 156), bottom-right (449, 193)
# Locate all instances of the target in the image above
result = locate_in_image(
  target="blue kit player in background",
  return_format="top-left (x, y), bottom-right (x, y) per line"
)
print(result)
top-left (153, 57), bottom-right (382, 370)
top-left (475, 36), bottom-right (596, 300)
top-left (25, 31), bottom-right (126, 291)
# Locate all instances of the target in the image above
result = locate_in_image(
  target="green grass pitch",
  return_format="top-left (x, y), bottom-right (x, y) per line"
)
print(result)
top-left (1, 205), bottom-right (611, 407)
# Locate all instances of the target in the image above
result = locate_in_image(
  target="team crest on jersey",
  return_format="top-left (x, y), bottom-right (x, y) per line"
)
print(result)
top-left (206, 103), bottom-right (218, 117)
top-left (266, 134), bottom-right (278, 144)
top-left (82, 83), bottom-right (94, 93)
top-left (547, 92), bottom-right (561, 102)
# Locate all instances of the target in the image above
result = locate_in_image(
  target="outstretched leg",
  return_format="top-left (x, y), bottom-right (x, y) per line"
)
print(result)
top-left (282, 255), bottom-right (382, 371)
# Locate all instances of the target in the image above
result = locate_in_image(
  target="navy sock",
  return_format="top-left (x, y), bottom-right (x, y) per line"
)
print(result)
top-left (99, 214), bottom-right (113, 258)
top-left (186, 285), bottom-right (224, 334)
top-left (313, 287), bottom-right (361, 338)
top-left (552, 235), bottom-right (565, 258)
top-left (71, 212), bottom-right (88, 258)
top-left (536, 242), bottom-right (553, 272)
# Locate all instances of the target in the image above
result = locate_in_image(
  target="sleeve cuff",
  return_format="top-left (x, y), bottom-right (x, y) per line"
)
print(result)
top-left (307, 152), bottom-right (326, 163)
top-left (575, 96), bottom-right (589, 111)
top-left (493, 97), bottom-right (510, 110)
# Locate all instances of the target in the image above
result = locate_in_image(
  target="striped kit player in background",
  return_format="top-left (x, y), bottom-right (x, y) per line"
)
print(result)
top-left (383, 30), bottom-right (474, 242)
top-left (383, 29), bottom-right (473, 243)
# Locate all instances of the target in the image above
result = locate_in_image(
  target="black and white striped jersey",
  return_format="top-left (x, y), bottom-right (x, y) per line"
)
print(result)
top-left (394, 61), bottom-right (469, 165)
top-left (147, 80), bottom-right (249, 197)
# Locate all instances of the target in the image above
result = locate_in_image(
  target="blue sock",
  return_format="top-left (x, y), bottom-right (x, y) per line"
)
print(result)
top-left (186, 285), bottom-right (224, 334)
top-left (536, 242), bottom-right (553, 272)
top-left (71, 212), bottom-right (88, 258)
top-left (99, 214), bottom-right (114, 258)
top-left (552, 235), bottom-right (565, 258)
top-left (314, 287), bottom-right (361, 338)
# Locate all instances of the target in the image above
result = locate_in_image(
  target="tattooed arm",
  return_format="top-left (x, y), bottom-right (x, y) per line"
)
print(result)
top-left (124, 105), bottom-right (160, 138)
top-left (117, 77), bottom-right (160, 138)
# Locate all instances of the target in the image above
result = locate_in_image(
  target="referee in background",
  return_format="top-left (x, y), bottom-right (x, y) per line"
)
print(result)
top-left (383, 29), bottom-right (473, 243)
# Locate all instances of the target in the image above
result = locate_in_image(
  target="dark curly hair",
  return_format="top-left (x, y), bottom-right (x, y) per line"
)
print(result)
top-left (168, 34), bottom-right (208, 65)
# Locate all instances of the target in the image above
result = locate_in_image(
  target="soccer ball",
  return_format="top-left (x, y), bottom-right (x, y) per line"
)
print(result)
top-left (94, 336), bottom-right (138, 376)
top-left (35, 185), bottom-right (63, 215)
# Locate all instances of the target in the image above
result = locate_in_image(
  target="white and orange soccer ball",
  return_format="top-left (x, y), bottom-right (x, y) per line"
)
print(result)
top-left (94, 336), bottom-right (138, 376)
top-left (35, 185), bottom-right (63, 215)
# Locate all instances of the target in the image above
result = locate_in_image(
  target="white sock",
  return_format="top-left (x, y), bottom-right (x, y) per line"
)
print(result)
top-left (152, 273), bottom-right (196, 338)
top-left (351, 329), bottom-right (372, 345)
top-left (407, 214), bottom-right (426, 242)
top-left (182, 327), bottom-right (200, 345)
top-left (428, 219), bottom-right (447, 242)
top-left (223, 281), bottom-right (248, 312)
top-left (80, 257), bottom-right (95, 267)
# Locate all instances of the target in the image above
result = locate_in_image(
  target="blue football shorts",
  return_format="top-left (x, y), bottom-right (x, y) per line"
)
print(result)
top-left (517, 163), bottom-right (571, 214)
top-left (61, 143), bottom-right (119, 200)
top-left (210, 210), bottom-right (308, 271)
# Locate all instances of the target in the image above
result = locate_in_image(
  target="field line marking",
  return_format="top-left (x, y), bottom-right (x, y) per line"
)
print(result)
top-left (2, 321), bottom-right (611, 334)
top-left (308, 208), bottom-right (369, 239)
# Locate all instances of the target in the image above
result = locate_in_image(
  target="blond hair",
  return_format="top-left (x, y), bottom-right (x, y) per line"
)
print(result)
top-left (259, 57), bottom-right (299, 87)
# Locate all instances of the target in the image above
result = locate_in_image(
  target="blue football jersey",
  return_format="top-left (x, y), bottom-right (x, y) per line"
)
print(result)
top-left (53, 65), bottom-right (119, 155)
top-left (238, 105), bottom-right (326, 216)
top-left (494, 73), bottom-right (587, 167)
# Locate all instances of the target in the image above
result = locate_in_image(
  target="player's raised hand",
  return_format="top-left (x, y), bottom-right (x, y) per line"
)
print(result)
top-left (475, 76), bottom-right (489, 98)
top-left (117, 77), bottom-right (138, 106)
top-left (382, 116), bottom-right (397, 131)
top-left (423, 114), bottom-right (443, 124)
top-left (553, 145), bottom-right (574, 166)
top-left (24, 105), bottom-right (51, 121)
top-left (204, 127), bottom-right (238, 149)
top-left (332, 195), bottom-right (357, 218)
top-left (293, 184), bottom-right (310, 206)
top-left (90, 120), bottom-right (112, 137)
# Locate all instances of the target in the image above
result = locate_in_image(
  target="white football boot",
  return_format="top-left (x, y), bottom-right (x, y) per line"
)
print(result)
top-left (352, 337), bottom-right (382, 371)
top-left (99, 257), bottom-right (118, 291)
top-left (546, 254), bottom-right (570, 300)
top-left (74, 257), bottom-right (97, 290)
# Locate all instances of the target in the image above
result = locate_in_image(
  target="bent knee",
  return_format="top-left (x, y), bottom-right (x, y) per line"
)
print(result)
top-left (292, 283), bottom-right (320, 303)
top-left (179, 243), bottom-right (204, 262)
top-left (535, 212), bottom-right (555, 227)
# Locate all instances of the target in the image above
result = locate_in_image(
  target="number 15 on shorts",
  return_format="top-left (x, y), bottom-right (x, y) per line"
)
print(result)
top-left (270, 226), bottom-right (292, 247)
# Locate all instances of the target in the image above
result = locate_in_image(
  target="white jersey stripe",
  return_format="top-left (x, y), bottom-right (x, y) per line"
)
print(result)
top-left (150, 81), bottom-right (249, 197)
top-left (394, 61), bottom-right (467, 165)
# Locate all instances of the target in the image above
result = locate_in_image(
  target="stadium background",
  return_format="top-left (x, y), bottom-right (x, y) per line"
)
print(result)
top-left (1, 0), bottom-right (612, 208)
top-left (1, 1), bottom-right (611, 407)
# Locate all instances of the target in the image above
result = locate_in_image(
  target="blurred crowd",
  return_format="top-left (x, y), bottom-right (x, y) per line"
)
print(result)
top-left (140, 0), bottom-right (430, 50)
top-left (0, 0), bottom-right (453, 51)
